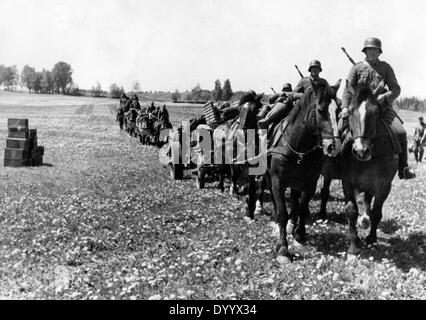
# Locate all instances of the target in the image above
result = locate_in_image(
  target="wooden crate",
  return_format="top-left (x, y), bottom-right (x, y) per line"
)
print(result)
top-left (4, 159), bottom-right (27, 167)
top-left (8, 128), bottom-right (29, 139)
top-left (30, 146), bottom-right (44, 166)
top-left (29, 129), bottom-right (37, 149)
top-left (6, 138), bottom-right (29, 150)
top-left (8, 119), bottom-right (29, 130)
top-left (4, 148), bottom-right (29, 160)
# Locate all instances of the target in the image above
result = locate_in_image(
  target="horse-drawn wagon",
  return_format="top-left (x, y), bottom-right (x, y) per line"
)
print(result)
top-left (160, 100), bottom-right (234, 188)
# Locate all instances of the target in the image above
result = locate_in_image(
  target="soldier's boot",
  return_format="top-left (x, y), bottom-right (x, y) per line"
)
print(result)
top-left (397, 131), bottom-right (416, 179)
top-left (258, 101), bottom-right (292, 129)
top-left (419, 147), bottom-right (424, 163)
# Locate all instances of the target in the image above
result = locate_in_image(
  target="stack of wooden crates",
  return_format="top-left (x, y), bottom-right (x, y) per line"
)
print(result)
top-left (4, 118), bottom-right (44, 167)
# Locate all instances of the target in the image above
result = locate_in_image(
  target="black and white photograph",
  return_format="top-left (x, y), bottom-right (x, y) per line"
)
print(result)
top-left (0, 0), bottom-right (425, 302)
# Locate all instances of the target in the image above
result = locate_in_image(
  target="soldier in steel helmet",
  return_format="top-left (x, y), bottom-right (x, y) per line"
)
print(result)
top-left (258, 60), bottom-right (330, 130)
top-left (293, 60), bottom-right (329, 95)
top-left (117, 93), bottom-right (130, 130)
top-left (413, 116), bottom-right (426, 163)
top-left (258, 83), bottom-right (293, 129)
top-left (131, 94), bottom-right (141, 110)
top-left (341, 37), bottom-right (416, 179)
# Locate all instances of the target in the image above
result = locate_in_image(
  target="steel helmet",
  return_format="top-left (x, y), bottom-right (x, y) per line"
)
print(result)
top-left (308, 60), bottom-right (322, 72)
top-left (362, 37), bottom-right (382, 53)
top-left (282, 83), bottom-right (292, 92)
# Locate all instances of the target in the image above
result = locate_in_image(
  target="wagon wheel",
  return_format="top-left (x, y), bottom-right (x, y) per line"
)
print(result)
top-left (168, 163), bottom-right (183, 180)
top-left (195, 167), bottom-right (206, 189)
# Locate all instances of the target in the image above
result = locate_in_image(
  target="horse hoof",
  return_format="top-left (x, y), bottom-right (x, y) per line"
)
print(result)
top-left (286, 221), bottom-right (295, 235)
top-left (276, 255), bottom-right (292, 265)
top-left (244, 216), bottom-right (254, 223)
top-left (346, 253), bottom-right (358, 264)
top-left (269, 222), bottom-right (279, 238)
top-left (293, 240), bottom-right (305, 248)
top-left (365, 235), bottom-right (377, 247)
top-left (347, 245), bottom-right (361, 256)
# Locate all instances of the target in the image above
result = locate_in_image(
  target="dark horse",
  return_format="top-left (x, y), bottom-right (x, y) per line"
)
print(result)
top-left (339, 81), bottom-right (398, 255)
top-left (239, 80), bottom-right (342, 263)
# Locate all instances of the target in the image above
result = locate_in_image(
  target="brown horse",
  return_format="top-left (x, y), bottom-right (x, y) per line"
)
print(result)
top-left (263, 80), bottom-right (341, 263)
top-left (340, 81), bottom-right (398, 255)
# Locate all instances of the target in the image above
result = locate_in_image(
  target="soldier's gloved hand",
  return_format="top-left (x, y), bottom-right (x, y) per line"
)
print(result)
top-left (341, 107), bottom-right (350, 118)
top-left (377, 93), bottom-right (387, 104)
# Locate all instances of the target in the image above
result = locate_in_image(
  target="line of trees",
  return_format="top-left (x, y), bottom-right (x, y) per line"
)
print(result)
top-left (395, 97), bottom-right (426, 113)
top-left (171, 79), bottom-right (234, 103)
top-left (20, 61), bottom-right (73, 94)
top-left (0, 65), bottom-right (19, 90)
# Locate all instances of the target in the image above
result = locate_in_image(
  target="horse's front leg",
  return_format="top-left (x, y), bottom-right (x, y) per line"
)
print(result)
top-left (319, 176), bottom-right (332, 219)
top-left (366, 187), bottom-right (390, 247)
top-left (271, 158), bottom-right (291, 263)
top-left (286, 188), bottom-right (300, 236)
top-left (245, 175), bottom-right (257, 219)
top-left (294, 188), bottom-right (315, 245)
top-left (343, 183), bottom-right (362, 255)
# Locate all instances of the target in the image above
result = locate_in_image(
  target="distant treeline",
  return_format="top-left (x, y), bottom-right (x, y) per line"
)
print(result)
top-left (395, 97), bottom-right (426, 113)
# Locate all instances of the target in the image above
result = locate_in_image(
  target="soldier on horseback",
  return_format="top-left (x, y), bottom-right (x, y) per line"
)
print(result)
top-left (341, 37), bottom-right (416, 179)
top-left (258, 60), bottom-right (333, 130)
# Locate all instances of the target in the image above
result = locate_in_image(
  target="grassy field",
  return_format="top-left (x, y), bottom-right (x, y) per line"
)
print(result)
top-left (0, 91), bottom-right (425, 300)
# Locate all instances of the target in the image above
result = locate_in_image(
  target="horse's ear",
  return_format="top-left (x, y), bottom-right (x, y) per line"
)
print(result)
top-left (331, 79), bottom-right (342, 92)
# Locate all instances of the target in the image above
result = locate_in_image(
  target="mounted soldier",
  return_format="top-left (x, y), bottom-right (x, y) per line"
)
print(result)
top-left (258, 60), bottom-right (335, 130)
top-left (413, 116), bottom-right (426, 163)
top-left (341, 37), bottom-right (416, 179)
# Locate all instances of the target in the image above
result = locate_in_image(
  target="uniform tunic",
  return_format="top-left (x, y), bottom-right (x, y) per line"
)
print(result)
top-left (342, 59), bottom-right (400, 117)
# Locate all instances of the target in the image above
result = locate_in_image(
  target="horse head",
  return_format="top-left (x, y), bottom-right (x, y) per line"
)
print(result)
top-left (348, 80), bottom-right (384, 161)
top-left (297, 79), bottom-right (342, 157)
top-left (238, 90), bottom-right (264, 130)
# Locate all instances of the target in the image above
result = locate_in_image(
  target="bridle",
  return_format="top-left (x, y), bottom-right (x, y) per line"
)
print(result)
top-left (282, 86), bottom-right (339, 164)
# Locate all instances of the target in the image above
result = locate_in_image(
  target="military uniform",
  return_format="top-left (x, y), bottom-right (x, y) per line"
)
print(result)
top-left (341, 36), bottom-right (415, 179)
top-left (413, 120), bottom-right (426, 162)
top-left (294, 76), bottom-right (329, 95)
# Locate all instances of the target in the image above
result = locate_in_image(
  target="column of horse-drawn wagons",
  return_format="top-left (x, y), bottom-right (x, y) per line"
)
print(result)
top-left (159, 100), bottom-right (243, 189)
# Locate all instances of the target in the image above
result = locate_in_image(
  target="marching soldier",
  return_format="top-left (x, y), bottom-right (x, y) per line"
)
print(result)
top-left (116, 93), bottom-right (130, 130)
top-left (131, 94), bottom-right (141, 110)
top-left (147, 101), bottom-right (156, 114)
top-left (159, 104), bottom-right (170, 123)
top-left (341, 37), bottom-right (416, 179)
top-left (413, 116), bottom-right (426, 163)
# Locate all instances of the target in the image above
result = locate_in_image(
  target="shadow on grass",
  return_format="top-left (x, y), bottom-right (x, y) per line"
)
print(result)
top-left (313, 210), bottom-right (347, 225)
top-left (39, 163), bottom-right (54, 167)
top-left (379, 218), bottom-right (400, 234)
top-left (309, 229), bottom-right (426, 272)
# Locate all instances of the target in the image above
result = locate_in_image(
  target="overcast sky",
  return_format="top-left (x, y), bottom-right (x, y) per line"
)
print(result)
top-left (1, 0), bottom-right (425, 98)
